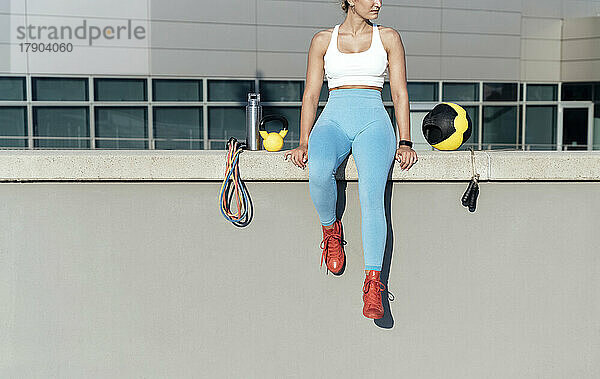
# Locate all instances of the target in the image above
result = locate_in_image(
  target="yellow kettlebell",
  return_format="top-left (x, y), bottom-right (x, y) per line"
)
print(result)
top-left (259, 114), bottom-right (289, 152)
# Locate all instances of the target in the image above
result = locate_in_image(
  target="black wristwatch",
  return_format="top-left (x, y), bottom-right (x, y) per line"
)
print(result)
top-left (398, 140), bottom-right (413, 148)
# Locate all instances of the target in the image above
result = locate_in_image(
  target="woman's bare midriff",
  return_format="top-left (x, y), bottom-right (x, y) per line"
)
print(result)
top-left (329, 85), bottom-right (382, 92)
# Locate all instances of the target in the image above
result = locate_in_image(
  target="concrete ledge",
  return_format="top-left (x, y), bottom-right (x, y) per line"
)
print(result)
top-left (0, 150), bottom-right (599, 181)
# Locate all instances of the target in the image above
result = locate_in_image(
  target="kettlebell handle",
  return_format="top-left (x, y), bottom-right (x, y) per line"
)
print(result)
top-left (258, 114), bottom-right (288, 132)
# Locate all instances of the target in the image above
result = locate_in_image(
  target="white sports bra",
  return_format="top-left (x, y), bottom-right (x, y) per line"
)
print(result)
top-left (324, 23), bottom-right (388, 89)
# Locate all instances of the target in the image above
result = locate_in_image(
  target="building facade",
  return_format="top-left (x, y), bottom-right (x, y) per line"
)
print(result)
top-left (1, 0), bottom-right (600, 151)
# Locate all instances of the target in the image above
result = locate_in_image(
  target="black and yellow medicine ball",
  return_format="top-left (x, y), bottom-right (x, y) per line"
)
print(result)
top-left (422, 102), bottom-right (472, 150)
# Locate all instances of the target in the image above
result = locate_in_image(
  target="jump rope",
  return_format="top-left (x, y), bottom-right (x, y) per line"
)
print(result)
top-left (219, 137), bottom-right (252, 226)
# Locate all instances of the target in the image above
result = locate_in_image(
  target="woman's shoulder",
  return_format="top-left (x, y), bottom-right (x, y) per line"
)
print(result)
top-left (310, 27), bottom-right (335, 54)
top-left (376, 25), bottom-right (402, 52)
top-left (313, 27), bottom-right (335, 42)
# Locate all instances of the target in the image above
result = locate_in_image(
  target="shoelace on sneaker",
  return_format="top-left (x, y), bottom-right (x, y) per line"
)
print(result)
top-left (319, 232), bottom-right (347, 268)
top-left (363, 278), bottom-right (386, 304)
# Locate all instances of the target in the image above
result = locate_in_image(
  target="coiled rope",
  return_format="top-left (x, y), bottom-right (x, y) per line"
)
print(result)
top-left (219, 137), bottom-right (251, 225)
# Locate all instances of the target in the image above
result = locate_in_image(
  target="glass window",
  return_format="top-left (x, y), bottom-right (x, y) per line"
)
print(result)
top-left (96, 139), bottom-right (147, 149)
top-left (382, 81), bottom-right (392, 102)
top-left (442, 83), bottom-right (478, 101)
top-left (208, 106), bottom-right (246, 149)
top-left (153, 79), bottom-right (202, 102)
top-left (593, 104), bottom-right (600, 150)
top-left (525, 106), bottom-right (557, 150)
top-left (407, 82), bottom-right (438, 102)
top-left (526, 84), bottom-right (557, 101)
top-left (95, 107), bottom-right (147, 138)
top-left (0, 138), bottom-right (28, 148)
top-left (94, 78), bottom-right (147, 101)
top-left (262, 106), bottom-right (299, 150)
top-left (483, 83), bottom-right (517, 101)
top-left (0, 107), bottom-right (27, 136)
top-left (153, 107), bottom-right (202, 150)
top-left (482, 106), bottom-right (517, 149)
top-left (385, 106), bottom-right (395, 126)
top-left (33, 106), bottom-right (89, 148)
top-left (0, 77), bottom-right (26, 101)
top-left (319, 82), bottom-right (329, 102)
top-left (259, 80), bottom-right (303, 102)
top-left (208, 80), bottom-right (254, 102)
top-left (594, 84), bottom-right (600, 102)
top-left (457, 106), bottom-right (479, 150)
top-left (32, 77), bottom-right (88, 101)
top-left (561, 83), bottom-right (592, 101)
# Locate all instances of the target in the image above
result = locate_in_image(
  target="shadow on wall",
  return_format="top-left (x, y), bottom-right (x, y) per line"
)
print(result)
top-left (333, 154), bottom-right (396, 329)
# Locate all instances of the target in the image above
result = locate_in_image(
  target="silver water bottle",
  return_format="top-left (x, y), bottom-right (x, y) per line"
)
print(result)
top-left (246, 93), bottom-right (263, 150)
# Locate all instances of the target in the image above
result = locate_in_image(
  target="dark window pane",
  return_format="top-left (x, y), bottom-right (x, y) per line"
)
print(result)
top-left (408, 82), bottom-right (438, 102)
top-left (483, 106), bottom-right (517, 149)
top-left (262, 106), bottom-right (299, 148)
top-left (33, 106), bottom-right (89, 137)
top-left (443, 83), bottom-right (478, 101)
top-left (208, 106), bottom-right (246, 144)
top-left (525, 106), bottom-right (557, 150)
top-left (260, 80), bottom-right (303, 102)
top-left (594, 84), bottom-right (600, 102)
top-left (562, 108), bottom-right (588, 150)
top-left (155, 140), bottom-right (203, 150)
top-left (95, 139), bottom-right (147, 149)
top-left (483, 83), bottom-right (517, 101)
top-left (153, 107), bottom-right (202, 140)
top-left (457, 106), bottom-right (479, 150)
top-left (0, 138), bottom-right (28, 147)
top-left (208, 80), bottom-right (254, 102)
top-left (381, 81), bottom-right (392, 102)
top-left (0, 77), bottom-right (26, 100)
top-left (526, 84), bottom-right (557, 101)
top-left (94, 78), bottom-right (147, 101)
top-left (32, 77), bottom-right (88, 101)
top-left (95, 107), bottom-right (147, 138)
top-left (0, 107), bottom-right (27, 136)
top-left (385, 105), bottom-right (395, 126)
top-left (153, 79), bottom-right (201, 101)
top-left (561, 83), bottom-right (592, 101)
top-left (34, 138), bottom-right (90, 148)
top-left (319, 82), bottom-right (329, 102)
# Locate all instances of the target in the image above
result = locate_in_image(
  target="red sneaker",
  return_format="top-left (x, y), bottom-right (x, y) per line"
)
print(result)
top-left (362, 270), bottom-right (385, 319)
top-left (320, 219), bottom-right (347, 274)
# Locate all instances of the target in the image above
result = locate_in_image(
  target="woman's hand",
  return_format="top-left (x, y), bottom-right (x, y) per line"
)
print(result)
top-left (283, 143), bottom-right (308, 169)
top-left (395, 145), bottom-right (417, 171)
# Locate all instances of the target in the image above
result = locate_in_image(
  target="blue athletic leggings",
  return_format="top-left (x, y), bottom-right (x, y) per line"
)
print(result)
top-left (307, 88), bottom-right (397, 271)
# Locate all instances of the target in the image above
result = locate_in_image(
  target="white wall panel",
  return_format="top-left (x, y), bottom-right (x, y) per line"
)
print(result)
top-left (151, 50), bottom-right (256, 77)
top-left (521, 39), bottom-right (562, 60)
top-left (27, 0), bottom-right (147, 19)
top-left (441, 56), bottom-right (520, 80)
top-left (521, 60), bottom-right (561, 82)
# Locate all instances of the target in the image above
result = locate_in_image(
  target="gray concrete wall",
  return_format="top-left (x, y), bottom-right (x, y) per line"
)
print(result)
top-left (1, 180), bottom-right (599, 378)
top-left (2, 0), bottom-right (600, 81)
top-left (1, 150), bottom-right (600, 377)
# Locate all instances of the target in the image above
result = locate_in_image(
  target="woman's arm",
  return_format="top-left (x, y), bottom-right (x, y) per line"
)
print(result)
top-left (385, 27), bottom-right (411, 142)
top-left (298, 30), bottom-right (328, 146)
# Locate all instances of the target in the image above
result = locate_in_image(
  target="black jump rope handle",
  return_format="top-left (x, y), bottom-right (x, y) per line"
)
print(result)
top-left (467, 181), bottom-right (479, 212)
top-left (461, 178), bottom-right (479, 212)
top-left (461, 179), bottom-right (475, 206)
